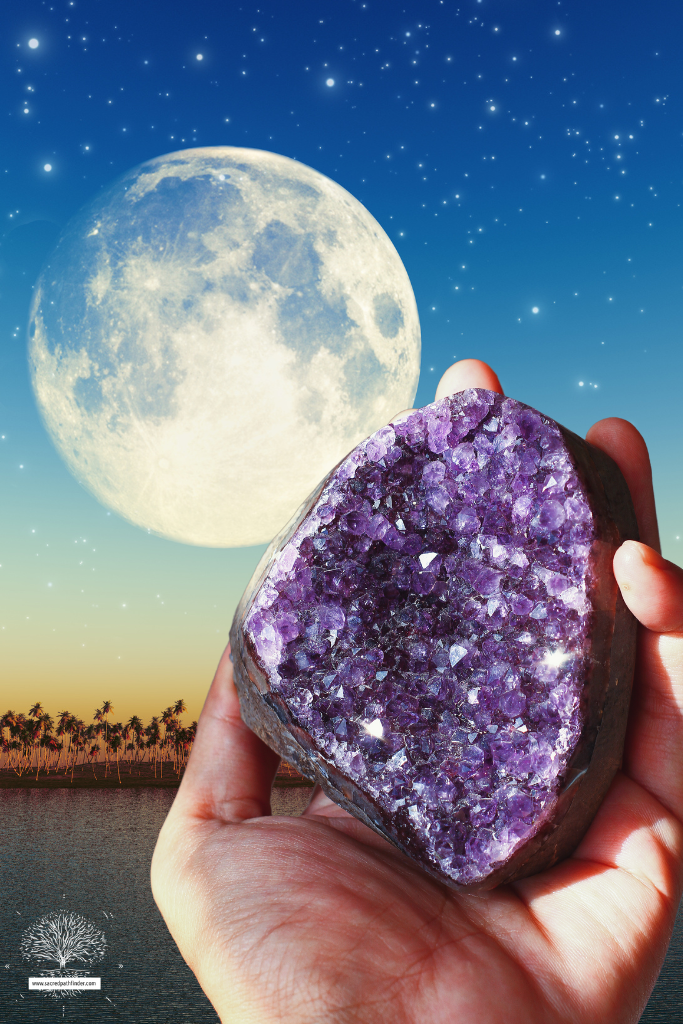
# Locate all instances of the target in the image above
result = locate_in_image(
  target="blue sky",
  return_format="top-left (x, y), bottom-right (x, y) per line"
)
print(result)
top-left (1, 0), bottom-right (681, 722)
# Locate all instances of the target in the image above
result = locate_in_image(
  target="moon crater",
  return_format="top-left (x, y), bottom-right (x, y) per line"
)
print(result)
top-left (29, 147), bottom-right (420, 546)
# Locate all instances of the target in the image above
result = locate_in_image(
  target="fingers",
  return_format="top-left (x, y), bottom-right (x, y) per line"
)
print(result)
top-left (615, 542), bottom-right (683, 634)
top-left (585, 419), bottom-right (683, 821)
top-left (435, 359), bottom-right (504, 401)
top-left (586, 417), bottom-right (660, 552)
top-left (172, 644), bottom-right (280, 824)
top-left (515, 770), bottom-right (683, 1019)
top-left (614, 541), bottom-right (683, 822)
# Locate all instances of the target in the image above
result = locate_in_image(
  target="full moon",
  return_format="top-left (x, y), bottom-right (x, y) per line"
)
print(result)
top-left (29, 147), bottom-right (420, 546)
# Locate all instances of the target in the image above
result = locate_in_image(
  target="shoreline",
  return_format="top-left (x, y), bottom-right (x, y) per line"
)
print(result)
top-left (0, 762), bottom-right (314, 791)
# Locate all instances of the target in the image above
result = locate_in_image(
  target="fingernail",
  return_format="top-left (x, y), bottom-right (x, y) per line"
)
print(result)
top-left (619, 539), bottom-right (648, 563)
top-left (628, 541), bottom-right (663, 568)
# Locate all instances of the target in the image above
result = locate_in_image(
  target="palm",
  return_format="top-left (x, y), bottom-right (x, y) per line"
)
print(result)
top-left (153, 361), bottom-right (683, 1024)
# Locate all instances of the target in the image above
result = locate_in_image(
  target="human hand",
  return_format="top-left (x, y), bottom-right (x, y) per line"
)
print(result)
top-left (151, 360), bottom-right (683, 1023)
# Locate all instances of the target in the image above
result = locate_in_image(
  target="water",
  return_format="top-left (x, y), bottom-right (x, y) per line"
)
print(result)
top-left (1, 788), bottom-right (680, 1021)
top-left (1, 789), bottom-right (219, 1022)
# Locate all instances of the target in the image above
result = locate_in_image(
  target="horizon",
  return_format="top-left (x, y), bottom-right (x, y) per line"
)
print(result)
top-left (1, 0), bottom-right (681, 723)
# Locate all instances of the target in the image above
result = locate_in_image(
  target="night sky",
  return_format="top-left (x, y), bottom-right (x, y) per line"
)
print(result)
top-left (1, 0), bottom-right (682, 724)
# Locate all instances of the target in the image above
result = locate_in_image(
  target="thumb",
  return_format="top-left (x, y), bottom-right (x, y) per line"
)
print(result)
top-left (614, 541), bottom-right (683, 634)
top-left (171, 643), bottom-right (280, 824)
top-left (613, 543), bottom-right (683, 824)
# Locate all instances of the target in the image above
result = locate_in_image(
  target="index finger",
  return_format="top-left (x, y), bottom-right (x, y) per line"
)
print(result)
top-left (586, 417), bottom-right (660, 552)
top-left (435, 358), bottom-right (504, 400)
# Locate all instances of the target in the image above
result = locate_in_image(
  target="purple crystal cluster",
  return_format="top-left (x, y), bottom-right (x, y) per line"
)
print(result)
top-left (244, 389), bottom-right (597, 885)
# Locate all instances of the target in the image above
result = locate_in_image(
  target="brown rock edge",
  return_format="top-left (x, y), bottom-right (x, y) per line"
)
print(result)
top-left (230, 423), bottom-right (638, 891)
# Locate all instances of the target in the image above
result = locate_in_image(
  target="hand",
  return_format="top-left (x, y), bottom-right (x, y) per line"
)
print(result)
top-left (151, 360), bottom-right (683, 1024)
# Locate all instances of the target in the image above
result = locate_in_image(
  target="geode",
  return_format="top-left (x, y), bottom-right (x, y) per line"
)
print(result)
top-left (230, 389), bottom-right (638, 890)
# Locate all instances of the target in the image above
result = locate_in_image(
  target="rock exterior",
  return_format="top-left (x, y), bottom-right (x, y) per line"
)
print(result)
top-left (230, 389), bottom-right (638, 890)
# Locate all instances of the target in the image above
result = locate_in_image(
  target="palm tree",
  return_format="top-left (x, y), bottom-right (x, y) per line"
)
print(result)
top-left (100, 700), bottom-right (113, 740)
top-left (88, 743), bottom-right (100, 778)
top-left (1, 710), bottom-right (17, 749)
top-left (74, 719), bottom-right (86, 764)
top-left (71, 730), bottom-right (85, 782)
top-left (1, 711), bottom-right (16, 769)
top-left (117, 722), bottom-right (130, 771)
top-left (126, 715), bottom-right (143, 769)
top-left (41, 714), bottom-right (52, 770)
top-left (93, 708), bottom-right (106, 770)
top-left (83, 722), bottom-right (98, 771)
top-left (55, 710), bottom-right (72, 771)
top-left (4, 701), bottom-right (198, 781)
top-left (160, 707), bottom-right (178, 778)
top-left (10, 715), bottom-right (29, 775)
top-left (110, 734), bottom-right (124, 784)
top-left (146, 718), bottom-right (160, 777)
top-left (169, 699), bottom-right (188, 772)
top-left (135, 730), bottom-right (146, 765)
top-left (10, 738), bottom-right (23, 773)
top-left (28, 704), bottom-right (43, 770)
top-left (65, 715), bottom-right (79, 772)
top-left (28, 719), bottom-right (41, 774)
top-left (173, 726), bottom-right (189, 771)
top-left (180, 721), bottom-right (198, 771)
top-left (39, 712), bottom-right (54, 734)
top-left (47, 736), bottom-right (61, 771)
top-left (35, 713), bottom-right (54, 778)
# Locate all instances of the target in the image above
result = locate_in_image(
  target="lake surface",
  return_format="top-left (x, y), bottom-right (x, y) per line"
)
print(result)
top-left (1, 788), bottom-right (219, 1022)
top-left (1, 788), bottom-right (680, 1022)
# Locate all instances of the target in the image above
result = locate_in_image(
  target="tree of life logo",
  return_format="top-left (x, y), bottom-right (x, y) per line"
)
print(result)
top-left (21, 912), bottom-right (106, 999)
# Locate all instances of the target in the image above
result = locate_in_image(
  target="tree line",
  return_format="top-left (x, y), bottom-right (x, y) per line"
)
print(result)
top-left (0, 699), bottom-right (196, 783)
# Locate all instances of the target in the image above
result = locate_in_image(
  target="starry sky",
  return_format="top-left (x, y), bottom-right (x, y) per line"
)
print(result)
top-left (1, 0), bottom-right (681, 725)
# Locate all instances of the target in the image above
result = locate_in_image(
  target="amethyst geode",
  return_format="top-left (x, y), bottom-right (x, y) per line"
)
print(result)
top-left (230, 389), bottom-right (637, 889)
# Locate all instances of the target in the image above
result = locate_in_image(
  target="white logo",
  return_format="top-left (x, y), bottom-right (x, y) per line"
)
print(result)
top-left (21, 912), bottom-right (106, 999)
